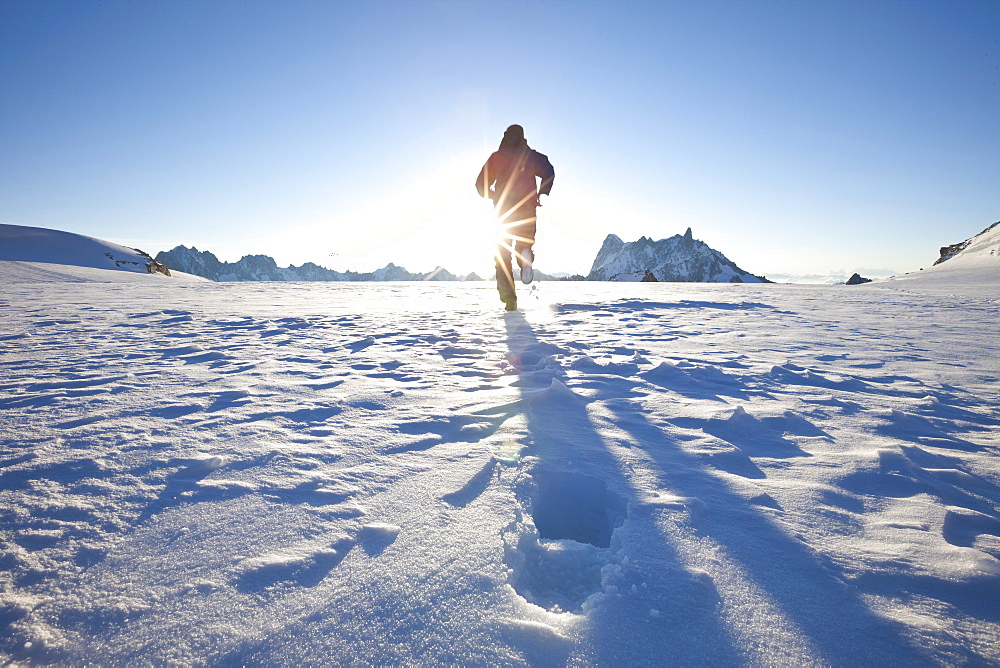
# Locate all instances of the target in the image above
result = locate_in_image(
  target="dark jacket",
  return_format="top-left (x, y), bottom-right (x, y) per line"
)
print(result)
top-left (476, 144), bottom-right (554, 214)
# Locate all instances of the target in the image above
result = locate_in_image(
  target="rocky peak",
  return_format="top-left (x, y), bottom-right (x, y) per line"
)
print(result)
top-left (588, 229), bottom-right (765, 283)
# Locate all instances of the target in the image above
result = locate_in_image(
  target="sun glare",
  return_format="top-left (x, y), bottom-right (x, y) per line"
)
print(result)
top-left (286, 150), bottom-right (502, 277)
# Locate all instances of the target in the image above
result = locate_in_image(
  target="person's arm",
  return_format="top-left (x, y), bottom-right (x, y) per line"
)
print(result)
top-left (534, 152), bottom-right (554, 197)
top-left (476, 154), bottom-right (496, 199)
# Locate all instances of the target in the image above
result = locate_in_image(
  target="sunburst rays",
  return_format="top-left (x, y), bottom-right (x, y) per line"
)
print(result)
top-left (495, 216), bottom-right (537, 272)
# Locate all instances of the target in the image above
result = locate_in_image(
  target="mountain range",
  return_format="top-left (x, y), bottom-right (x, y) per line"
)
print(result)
top-left (3, 221), bottom-right (995, 286)
top-left (156, 228), bottom-right (767, 284)
top-left (154, 246), bottom-right (482, 282)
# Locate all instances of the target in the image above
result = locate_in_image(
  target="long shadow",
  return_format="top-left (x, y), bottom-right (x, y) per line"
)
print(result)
top-left (608, 402), bottom-right (931, 665)
top-left (502, 313), bottom-right (743, 665)
top-left (505, 312), bottom-right (930, 666)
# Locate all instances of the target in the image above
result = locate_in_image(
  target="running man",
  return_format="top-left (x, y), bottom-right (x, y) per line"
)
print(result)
top-left (476, 124), bottom-right (554, 311)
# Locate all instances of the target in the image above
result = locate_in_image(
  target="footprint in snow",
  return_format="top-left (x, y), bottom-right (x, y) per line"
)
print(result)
top-left (503, 468), bottom-right (628, 614)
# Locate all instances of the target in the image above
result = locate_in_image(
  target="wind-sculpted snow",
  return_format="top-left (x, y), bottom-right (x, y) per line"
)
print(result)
top-left (1, 279), bottom-right (998, 665)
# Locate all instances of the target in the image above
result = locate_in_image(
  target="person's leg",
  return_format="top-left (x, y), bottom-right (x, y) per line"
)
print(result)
top-left (513, 215), bottom-right (537, 284)
top-left (495, 205), bottom-right (536, 308)
top-left (495, 241), bottom-right (516, 307)
top-left (514, 239), bottom-right (533, 283)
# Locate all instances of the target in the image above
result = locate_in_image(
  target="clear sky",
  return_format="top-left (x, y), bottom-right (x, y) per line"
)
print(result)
top-left (2, 0), bottom-right (998, 281)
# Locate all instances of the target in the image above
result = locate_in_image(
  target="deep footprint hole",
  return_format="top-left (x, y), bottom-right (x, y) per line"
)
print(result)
top-left (532, 471), bottom-right (627, 548)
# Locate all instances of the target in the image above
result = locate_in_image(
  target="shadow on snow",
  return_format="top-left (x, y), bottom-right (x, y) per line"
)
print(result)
top-left (504, 312), bottom-right (928, 666)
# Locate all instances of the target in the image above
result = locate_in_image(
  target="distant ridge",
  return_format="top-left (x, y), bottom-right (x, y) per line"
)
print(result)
top-left (587, 228), bottom-right (769, 283)
top-left (156, 230), bottom-right (769, 283)
top-left (155, 246), bottom-right (485, 283)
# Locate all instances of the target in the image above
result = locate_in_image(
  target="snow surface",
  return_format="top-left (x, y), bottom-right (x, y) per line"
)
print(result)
top-left (1, 231), bottom-right (999, 665)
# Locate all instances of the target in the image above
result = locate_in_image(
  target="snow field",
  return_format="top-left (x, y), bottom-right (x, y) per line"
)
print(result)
top-left (0, 278), bottom-right (998, 665)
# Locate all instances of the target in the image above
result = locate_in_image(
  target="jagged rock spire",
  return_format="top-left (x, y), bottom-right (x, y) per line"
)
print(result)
top-left (587, 229), bottom-right (764, 283)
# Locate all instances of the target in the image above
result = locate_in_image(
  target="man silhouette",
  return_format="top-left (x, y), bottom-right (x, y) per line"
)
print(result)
top-left (476, 125), bottom-right (554, 311)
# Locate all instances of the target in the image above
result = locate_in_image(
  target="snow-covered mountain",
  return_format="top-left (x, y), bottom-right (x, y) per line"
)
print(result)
top-left (0, 224), bottom-right (173, 277)
top-left (933, 221), bottom-right (999, 267)
top-left (372, 262), bottom-right (418, 281)
top-left (587, 228), bottom-right (768, 282)
top-left (882, 220), bottom-right (998, 293)
top-left (155, 245), bottom-right (481, 282)
top-left (0, 224), bottom-right (209, 283)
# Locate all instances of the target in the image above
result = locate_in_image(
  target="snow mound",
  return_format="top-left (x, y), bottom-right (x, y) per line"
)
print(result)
top-left (0, 224), bottom-right (205, 282)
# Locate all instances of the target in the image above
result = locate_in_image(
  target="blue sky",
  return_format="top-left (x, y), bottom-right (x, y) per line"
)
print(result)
top-left (2, 0), bottom-right (997, 280)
